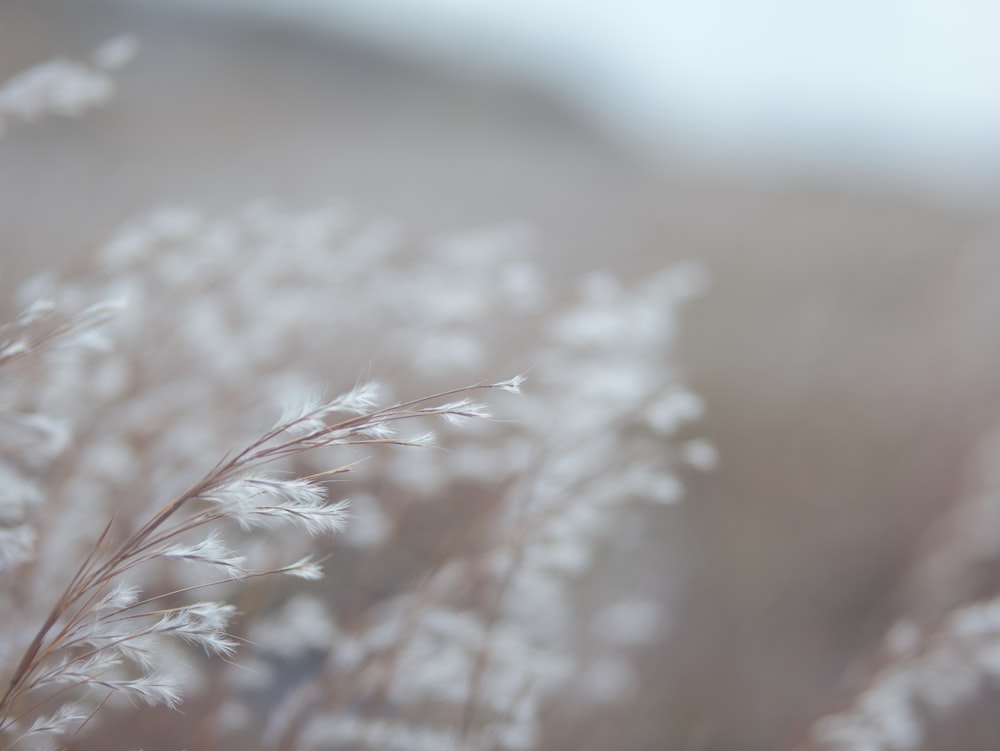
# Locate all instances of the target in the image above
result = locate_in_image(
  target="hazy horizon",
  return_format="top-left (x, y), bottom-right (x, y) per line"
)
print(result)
top-left (165, 0), bottom-right (1000, 207)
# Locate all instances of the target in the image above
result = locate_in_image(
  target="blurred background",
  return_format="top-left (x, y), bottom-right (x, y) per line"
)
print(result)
top-left (5, 0), bottom-right (1000, 748)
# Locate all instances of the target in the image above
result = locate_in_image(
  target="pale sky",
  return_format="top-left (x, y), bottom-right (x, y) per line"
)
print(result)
top-left (180, 0), bottom-right (1000, 202)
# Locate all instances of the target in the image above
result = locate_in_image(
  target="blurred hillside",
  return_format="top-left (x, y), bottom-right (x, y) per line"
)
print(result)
top-left (6, 1), bottom-right (1000, 749)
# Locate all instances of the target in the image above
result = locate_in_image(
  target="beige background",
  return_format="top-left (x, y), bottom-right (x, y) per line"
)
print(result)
top-left (6, 1), bottom-right (1000, 748)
